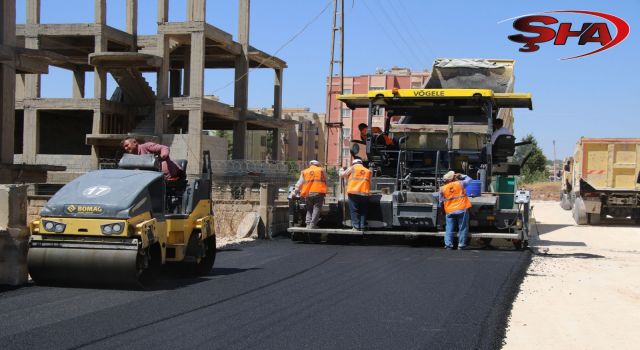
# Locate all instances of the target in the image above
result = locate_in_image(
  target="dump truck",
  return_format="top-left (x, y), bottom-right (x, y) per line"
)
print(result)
top-left (560, 138), bottom-right (640, 224)
top-left (27, 152), bottom-right (216, 286)
top-left (288, 59), bottom-right (535, 248)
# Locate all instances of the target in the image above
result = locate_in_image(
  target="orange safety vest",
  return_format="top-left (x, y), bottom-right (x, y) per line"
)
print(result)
top-left (300, 165), bottom-right (327, 197)
top-left (440, 181), bottom-right (472, 214)
top-left (347, 164), bottom-right (372, 195)
top-left (361, 127), bottom-right (393, 145)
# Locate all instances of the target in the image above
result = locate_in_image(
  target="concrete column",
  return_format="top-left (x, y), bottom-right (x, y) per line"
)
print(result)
top-left (187, 31), bottom-right (205, 174)
top-left (0, 0), bottom-right (16, 166)
top-left (187, 0), bottom-right (206, 21)
top-left (157, 0), bottom-right (168, 24)
top-left (95, 0), bottom-right (106, 25)
top-left (72, 70), bottom-right (85, 98)
top-left (126, 0), bottom-right (138, 50)
top-left (22, 108), bottom-right (37, 163)
top-left (92, 34), bottom-right (107, 168)
top-left (155, 34), bottom-right (169, 134)
top-left (271, 68), bottom-right (283, 160)
top-left (232, 0), bottom-right (250, 160)
top-left (0, 185), bottom-right (29, 286)
top-left (27, 0), bottom-right (40, 25)
top-left (25, 0), bottom-right (40, 99)
top-left (189, 32), bottom-right (205, 98)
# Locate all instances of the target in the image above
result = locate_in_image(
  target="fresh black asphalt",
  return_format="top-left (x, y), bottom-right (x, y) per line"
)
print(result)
top-left (0, 238), bottom-right (530, 350)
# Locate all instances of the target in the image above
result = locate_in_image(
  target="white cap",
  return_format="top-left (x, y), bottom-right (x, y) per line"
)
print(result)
top-left (443, 170), bottom-right (455, 181)
top-left (309, 160), bottom-right (320, 165)
top-left (352, 159), bottom-right (363, 165)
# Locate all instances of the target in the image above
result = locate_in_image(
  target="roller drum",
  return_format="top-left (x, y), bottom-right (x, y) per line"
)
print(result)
top-left (28, 246), bottom-right (142, 287)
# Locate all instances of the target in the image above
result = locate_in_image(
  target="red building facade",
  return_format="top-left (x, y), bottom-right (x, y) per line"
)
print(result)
top-left (325, 68), bottom-right (430, 167)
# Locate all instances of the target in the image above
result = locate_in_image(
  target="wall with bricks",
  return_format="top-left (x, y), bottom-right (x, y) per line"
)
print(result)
top-left (27, 197), bottom-right (48, 226)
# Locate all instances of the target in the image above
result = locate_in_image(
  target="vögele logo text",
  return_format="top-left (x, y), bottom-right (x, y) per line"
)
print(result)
top-left (505, 10), bottom-right (629, 60)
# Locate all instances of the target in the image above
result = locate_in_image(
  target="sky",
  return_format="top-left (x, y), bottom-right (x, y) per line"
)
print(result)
top-left (16, 0), bottom-right (640, 160)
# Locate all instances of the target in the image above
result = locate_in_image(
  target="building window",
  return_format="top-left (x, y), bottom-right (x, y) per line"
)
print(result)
top-left (315, 141), bottom-right (318, 149)
top-left (315, 127), bottom-right (319, 135)
top-left (374, 107), bottom-right (386, 117)
top-left (298, 123), bottom-right (304, 132)
top-left (260, 136), bottom-right (267, 147)
top-left (340, 108), bottom-right (352, 118)
top-left (298, 137), bottom-right (303, 146)
top-left (369, 86), bottom-right (384, 90)
top-left (342, 128), bottom-right (351, 139)
top-left (411, 82), bottom-right (422, 88)
top-left (342, 88), bottom-right (352, 94)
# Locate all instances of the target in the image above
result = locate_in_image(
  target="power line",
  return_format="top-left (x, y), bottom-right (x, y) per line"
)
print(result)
top-left (360, 0), bottom-right (415, 69)
top-left (394, 1), bottom-right (437, 60)
top-left (388, 2), bottom-right (430, 68)
top-left (211, 0), bottom-right (333, 94)
top-left (374, 0), bottom-right (429, 69)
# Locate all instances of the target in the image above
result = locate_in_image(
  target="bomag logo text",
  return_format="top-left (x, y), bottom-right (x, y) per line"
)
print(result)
top-left (412, 90), bottom-right (445, 97)
top-left (66, 205), bottom-right (103, 214)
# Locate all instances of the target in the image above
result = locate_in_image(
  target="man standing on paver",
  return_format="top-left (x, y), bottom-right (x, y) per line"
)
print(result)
top-left (439, 171), bottom-right (472, 249)
top-left (340, 159), bottom-right (372, 230)
top-left (295, 160), bottom-right (327, 229)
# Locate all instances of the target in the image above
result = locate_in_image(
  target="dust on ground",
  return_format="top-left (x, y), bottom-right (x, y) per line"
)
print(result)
top-left (216, 236), bottom-right (254, 249)
top-left (521, 182), bottom-right (561, 201)
top-left (503, 201), bottom-right (640, 349)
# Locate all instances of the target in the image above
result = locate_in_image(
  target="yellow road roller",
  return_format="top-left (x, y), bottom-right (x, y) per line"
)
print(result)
top-left (27, 152), bottom-right (216, 286)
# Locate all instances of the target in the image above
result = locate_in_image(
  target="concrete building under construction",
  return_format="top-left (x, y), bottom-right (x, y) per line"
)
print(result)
top-left (1, 0), bottom-right (288, 183)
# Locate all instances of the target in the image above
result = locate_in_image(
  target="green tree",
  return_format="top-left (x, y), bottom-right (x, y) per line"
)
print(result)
top-left (518, 134), bottom-right (549, 183)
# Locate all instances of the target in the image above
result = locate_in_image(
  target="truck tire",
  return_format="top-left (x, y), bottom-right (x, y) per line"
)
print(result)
top-left (560, 192), bottom-right (573, 210)
top-left (572, 197), bottom-right (588, 225)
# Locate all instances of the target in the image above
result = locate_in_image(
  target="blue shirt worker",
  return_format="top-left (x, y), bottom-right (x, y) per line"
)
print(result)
top-left (439, 171), bottom-right (472, 250)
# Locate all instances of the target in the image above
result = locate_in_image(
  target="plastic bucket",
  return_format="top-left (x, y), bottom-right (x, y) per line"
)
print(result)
top-left (465, 180), bottom-right (482, 197)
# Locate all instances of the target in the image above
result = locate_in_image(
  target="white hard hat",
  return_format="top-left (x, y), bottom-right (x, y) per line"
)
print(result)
top-left (352, 159), bottom-right (363, 165)
top-left (443, 170), bottom-right (455, 181)
top-left (309, 160), bottom-right (320, 165)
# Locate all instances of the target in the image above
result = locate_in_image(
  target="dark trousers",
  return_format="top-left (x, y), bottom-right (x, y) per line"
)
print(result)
top-left (348, 194), bottom-right (368, 229)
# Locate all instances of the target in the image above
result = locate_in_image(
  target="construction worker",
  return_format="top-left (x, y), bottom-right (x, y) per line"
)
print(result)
top-left (340, 159), bottom-right (372, 230)
top-left (122, 137), bottom-right (183, 180)
top-left (490, 118), bottom-right (512, 144)
top-left (439, 171), bottom-right (473, 250)
top-left (358, 123), bottom-right (394, 145)
top-left (294, 160), bottom-right (328, 229)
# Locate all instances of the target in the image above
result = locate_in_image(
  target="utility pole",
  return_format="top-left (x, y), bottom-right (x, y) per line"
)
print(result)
top-left (553, 140), bottom-right (557, 181)
top-left (324, 0), bottom-right (345, 167)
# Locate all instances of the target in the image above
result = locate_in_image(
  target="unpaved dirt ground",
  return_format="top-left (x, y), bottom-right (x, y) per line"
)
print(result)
top-left (521, 182), bottom-right (561, 201)
top-left (503, 201), bottom-right (640, 349)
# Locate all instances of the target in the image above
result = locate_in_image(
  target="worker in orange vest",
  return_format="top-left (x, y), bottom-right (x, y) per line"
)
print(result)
top-left (340, 159), bottom-right (372, 230)
top-left (294, 160), bottom-right (328, 229)
top-left (358, 123), bottom-right (394, 146)
top-left (439, 170), bottom-right (473, 250)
